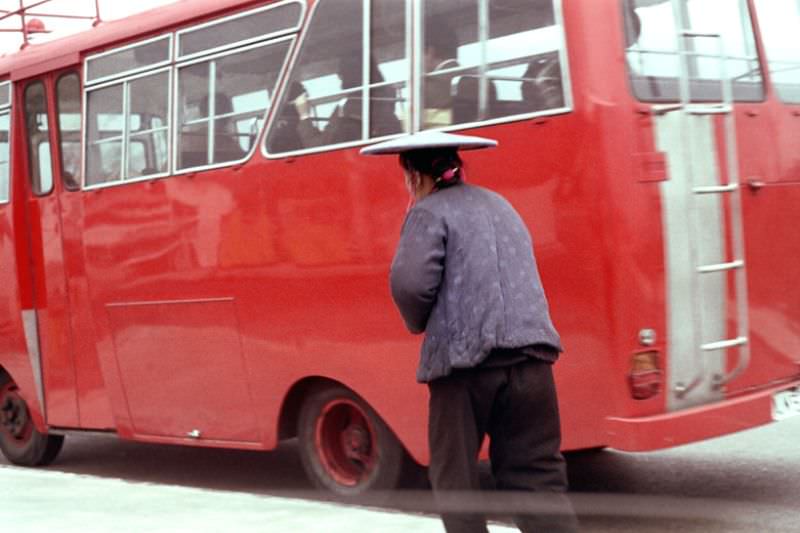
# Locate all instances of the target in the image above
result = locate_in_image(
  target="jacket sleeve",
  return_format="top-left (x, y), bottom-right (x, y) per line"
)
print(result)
top-left (389, 208), bottom-right (446, 334)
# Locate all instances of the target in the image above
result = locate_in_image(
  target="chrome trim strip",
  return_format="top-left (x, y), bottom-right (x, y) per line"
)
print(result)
top-left (21, 310), bottom-right (45, 417)
top-left (361, 0), bottom-right (371, 141)
top-left (411, 0), bottom-right (421, 133)
top-left (106, 296), bottom-right (234, 307)
top-left (553, 0), bottom-right (573, 110)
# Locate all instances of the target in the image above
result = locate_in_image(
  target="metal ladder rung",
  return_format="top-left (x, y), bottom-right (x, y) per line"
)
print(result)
top-left (697, 259), bottom-right (744, 273)
top-left (701, 336), bottom-right (748, 351)
top-left (687, 104), bottom-right (732, 115)
top-left (693, 184), bottom-right (738, 194)
top-left (681, 30), bottom-right (721, 38)
top-left (652, 103), bottom-right (684, 115)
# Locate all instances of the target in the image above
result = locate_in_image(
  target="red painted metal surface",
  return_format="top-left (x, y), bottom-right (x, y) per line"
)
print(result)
top-left (605, 379), bottom-right (800, 451)
top-left (0, 0), bottom-right (797, 470)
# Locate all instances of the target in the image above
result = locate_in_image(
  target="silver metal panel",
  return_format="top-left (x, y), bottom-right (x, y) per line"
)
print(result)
top-left (654, 112), bottom-right (727, 410)
top-left (22, 310), bottom-right (46, 418)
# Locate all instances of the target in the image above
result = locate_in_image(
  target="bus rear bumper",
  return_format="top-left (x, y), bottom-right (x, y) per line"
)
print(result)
top-left (604, 378), bottom-right (800, 451)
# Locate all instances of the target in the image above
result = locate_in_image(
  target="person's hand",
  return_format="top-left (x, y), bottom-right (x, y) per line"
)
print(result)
top-left (293, 92), bottom-right (311, 120)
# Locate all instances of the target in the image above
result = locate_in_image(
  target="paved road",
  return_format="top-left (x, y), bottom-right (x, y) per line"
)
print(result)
top-left (1, 415), bottom-right (798, 532)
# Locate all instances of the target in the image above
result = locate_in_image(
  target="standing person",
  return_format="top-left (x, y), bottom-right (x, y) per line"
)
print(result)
top-left (360, 131), bottom-right (578, 533)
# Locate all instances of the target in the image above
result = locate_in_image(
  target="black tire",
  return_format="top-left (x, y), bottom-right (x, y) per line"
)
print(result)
top-left (0, 375), bottom-right (64, 466)
top-left (297, 385), bottom-right (406, 495)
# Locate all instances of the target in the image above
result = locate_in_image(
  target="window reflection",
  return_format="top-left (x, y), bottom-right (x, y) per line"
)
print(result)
top-left (421, 0), bottom-right (566, 129)
top-left (624, 0), bottom-right (763, 102)
top-left (85, 70), bottom-right (170, 186)
top-left (752, 0), bottom-right (800, 103)
top-left (266, 0), bottom-right (408, 154)
top-left (177, 40), bottom-right (291, 170)
top-left (56, 73), bottom-right (82, 190)
top-left (24, 82), bottom-right (53, 195)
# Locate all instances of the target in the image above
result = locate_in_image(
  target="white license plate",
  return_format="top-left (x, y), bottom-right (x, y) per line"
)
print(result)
top-left (772, 387), bottom-right (800, 421)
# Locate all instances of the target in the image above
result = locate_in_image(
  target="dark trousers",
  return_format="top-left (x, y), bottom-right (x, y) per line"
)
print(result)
top-left (428, 358), bottom-right (579, 533)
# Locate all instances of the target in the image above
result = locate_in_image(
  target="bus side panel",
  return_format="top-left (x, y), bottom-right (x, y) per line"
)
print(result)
top-left (734, 101), bottom-right (800, 392)
top-left (59, 188), bottom-right (114, 429)
top-left (0, 204), bottom-right (34, 405)
top-left (1, 147), bottom-right (45, 431)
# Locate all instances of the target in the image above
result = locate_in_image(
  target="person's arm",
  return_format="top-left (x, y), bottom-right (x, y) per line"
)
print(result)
top-left (389, 208), bottom-right (446, 334)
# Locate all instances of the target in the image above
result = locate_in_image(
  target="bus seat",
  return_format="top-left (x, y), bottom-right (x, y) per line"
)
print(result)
top-left (453, 77), bottom-right (498, 123)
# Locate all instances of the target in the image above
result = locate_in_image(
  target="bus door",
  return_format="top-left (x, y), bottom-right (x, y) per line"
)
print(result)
top-left (627, 0), bottom-right (753, 410)
top-left (17, 69), bottom-right (114, 430)
top-left (18, 75), bottom-right (80, 427)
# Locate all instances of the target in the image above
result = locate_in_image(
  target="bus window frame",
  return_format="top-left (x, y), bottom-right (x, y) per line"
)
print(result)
top-left (82, 65), bottom-right (174, 191)
top-left (0, 80), bottom-right (11, 205)
top-left (175, 0), bottom-right (305, 63)
top-left (85, 33), bottom-right (173, 87)
top-left (262, 0), bottom-right (573, 160)
top-left (173, 34), bottom-right (297, 176)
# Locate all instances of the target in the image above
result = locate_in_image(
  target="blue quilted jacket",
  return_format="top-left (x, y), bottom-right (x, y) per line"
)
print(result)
top-left (390, 183), bottom-right (562, 382)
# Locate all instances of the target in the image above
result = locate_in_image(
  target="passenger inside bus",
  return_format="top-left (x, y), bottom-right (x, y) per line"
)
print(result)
top-left (180, 92), bottom-right (245, 168)
top-left (275, 58), bottom-right (401, 151)
top-left (521, 54), bottom-right (565, 112)
top-left (422, 20), bottom-right (460, 128)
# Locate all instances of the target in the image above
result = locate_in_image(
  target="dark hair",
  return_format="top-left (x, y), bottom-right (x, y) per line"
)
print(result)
top-left (400, 148), bottom-right (464, 188)
top-left (425, 17), bottom-right (459, 60)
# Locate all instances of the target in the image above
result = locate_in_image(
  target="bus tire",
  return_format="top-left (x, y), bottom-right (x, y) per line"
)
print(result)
top-left (0, 375), bottom-right (64, 466)
top-left (297, 385), bottom-right (405, 495)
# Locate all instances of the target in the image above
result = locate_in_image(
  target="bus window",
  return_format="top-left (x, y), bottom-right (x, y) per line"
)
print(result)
top-left (266, 0), bottom-right (408, 154)
top-left (85, 34), bottom-right (171, 85)
top-left (24, 81), bottom-right (53, 196)
top-left (176, 39), bottom-right (292, 170)
top-left (752, 0), bottom-right (800, 103)
top-left (128, 72), bottom-right (169, 178)
top-left (624, 0), bottom-right (763, 102)
top-left (0, 81), bottom-right (9, 204)
top-left (421, 0), bottom-right (567, 130)
top-left (85, 69), bottom-right (170, 186)
top-left (176, 0), bottom-right (303, 59)
top-left (56, 73), bottom-right (82, 190)
top-left (86, 84), bottom-right (122, 185)
top-left (370, 0), bottom-right (407, 139)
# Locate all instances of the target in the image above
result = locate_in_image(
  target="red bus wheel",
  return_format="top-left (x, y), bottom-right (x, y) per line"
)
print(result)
top-left (298, 386), bottom-right (405, 495)
top-left (0, 376), bottom-right (64, 466)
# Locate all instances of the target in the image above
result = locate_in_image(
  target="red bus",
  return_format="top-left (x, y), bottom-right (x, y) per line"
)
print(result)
top-left (1, 0), bottom-right (799, 494)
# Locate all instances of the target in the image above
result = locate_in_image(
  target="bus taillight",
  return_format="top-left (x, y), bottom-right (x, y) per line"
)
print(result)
top-left (628, 351), bottom-right (662, 400)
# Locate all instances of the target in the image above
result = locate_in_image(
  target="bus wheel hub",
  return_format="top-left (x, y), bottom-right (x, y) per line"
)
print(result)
top-left (1, 390), bottom-right (29, 440)
top-left (342, 425), bottom-right (370, 463)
